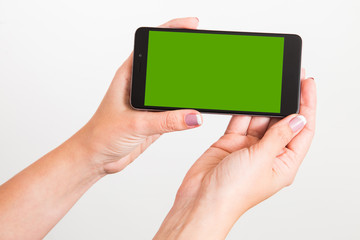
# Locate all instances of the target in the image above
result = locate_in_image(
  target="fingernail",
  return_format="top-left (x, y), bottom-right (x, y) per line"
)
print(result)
top-left (289, 115), bottom-right (307, 132)
top-left (185, 114), bottom-right (202, 126)
top-left (309, 77), bottom-right (314, 80)
top-left (195, 17), bottom-right (199, 22)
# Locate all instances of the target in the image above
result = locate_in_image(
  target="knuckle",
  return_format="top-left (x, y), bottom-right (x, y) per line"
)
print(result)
top-left (161, 112), bottom-right (178, 132)
top-left (247, 129), bottom-right (262, 138)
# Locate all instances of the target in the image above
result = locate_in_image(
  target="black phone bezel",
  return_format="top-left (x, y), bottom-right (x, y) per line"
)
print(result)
top-left (131, 27), bottom-right (302, 117)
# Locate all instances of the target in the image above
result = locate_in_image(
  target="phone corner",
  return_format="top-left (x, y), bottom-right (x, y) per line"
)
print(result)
top-left (129, 93), bottom-right (136, 109)
top-left (135, 27), bottom-right (147, 35)
top-left (291, 34), bottom-right (302, 46)
top-left (129, 100), bottom-right (138, 111)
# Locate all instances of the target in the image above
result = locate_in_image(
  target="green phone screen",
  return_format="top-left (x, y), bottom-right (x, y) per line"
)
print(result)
top-left (144, 31), bottom-right (284, 113)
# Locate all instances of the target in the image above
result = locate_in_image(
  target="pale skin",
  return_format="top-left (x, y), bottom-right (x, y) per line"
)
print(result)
top-left (154, 73), bottom-right (316, 239)
top-left (0, 17), bottom-right (316, 240)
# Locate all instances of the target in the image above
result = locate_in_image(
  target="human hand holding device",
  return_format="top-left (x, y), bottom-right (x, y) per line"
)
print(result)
top-left (80, 17), bottom-right (202, 174)
top-left (0, 16), bottom-right (315, 240)
top-left (154, 72), bottom-right (316, 240)
top-left (0, 17), bottom-right (202, 239)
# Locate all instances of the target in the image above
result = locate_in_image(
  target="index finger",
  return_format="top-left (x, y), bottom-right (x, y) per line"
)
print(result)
top-left (287, 77), bottom-right (317, 159)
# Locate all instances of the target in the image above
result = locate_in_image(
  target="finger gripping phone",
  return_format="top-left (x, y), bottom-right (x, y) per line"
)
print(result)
top-left (131, 27), bottom-right (302, 117)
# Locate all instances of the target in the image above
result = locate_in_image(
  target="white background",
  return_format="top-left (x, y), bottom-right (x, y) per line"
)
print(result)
top-left (1, 0), bottom-right (359, 239)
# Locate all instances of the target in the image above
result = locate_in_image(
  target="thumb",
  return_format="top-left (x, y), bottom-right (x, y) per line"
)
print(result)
top-left (142, 110), bottom-right (203, 135)
top-left (256, 114), bottom-right (307, 158)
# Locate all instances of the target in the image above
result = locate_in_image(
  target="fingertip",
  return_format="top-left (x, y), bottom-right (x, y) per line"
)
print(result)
top-left (189, 16), bottom-right (200, 25)
top-left (180, 109), bottom-right (202, 127)
top-left (289, 115), bottom-right (307, 133)
top-left (159, 17), bottom-right (199, 29)
top-left (179, 17), bottom-right (200, 29)
top-left (306, 77), bottom-right (316, 92)
top-left (304, 77), bottom-right (316, 94)
top-left (185, 113), bottom-right (202, 127)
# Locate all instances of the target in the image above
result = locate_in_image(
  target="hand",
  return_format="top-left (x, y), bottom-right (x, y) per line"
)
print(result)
top-left (0, 18), bottom-right (204, 240)
top-left (77, 17), bottom-right (202, 174)
top-left (155, 71), bottom-right (316, 239)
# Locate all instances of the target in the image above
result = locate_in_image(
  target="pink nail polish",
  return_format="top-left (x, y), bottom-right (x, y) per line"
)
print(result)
top-left (185, 114), bottom-right (202, 126)
top-left (289, 115), bottom-right (307, 132)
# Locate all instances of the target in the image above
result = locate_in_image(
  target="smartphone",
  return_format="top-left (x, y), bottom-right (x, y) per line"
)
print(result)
top-left (130, 27), bottom-right (302, 117)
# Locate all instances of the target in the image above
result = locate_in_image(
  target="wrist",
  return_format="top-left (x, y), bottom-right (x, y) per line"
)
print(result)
top-left (155, 193), bottom-right (246, 240)
top-left (65, 127), bottom-right (107, 179)
top-left (176, 197), bottom-right (237, 240)
top-left (74, 118), bottom-right (135, 175)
